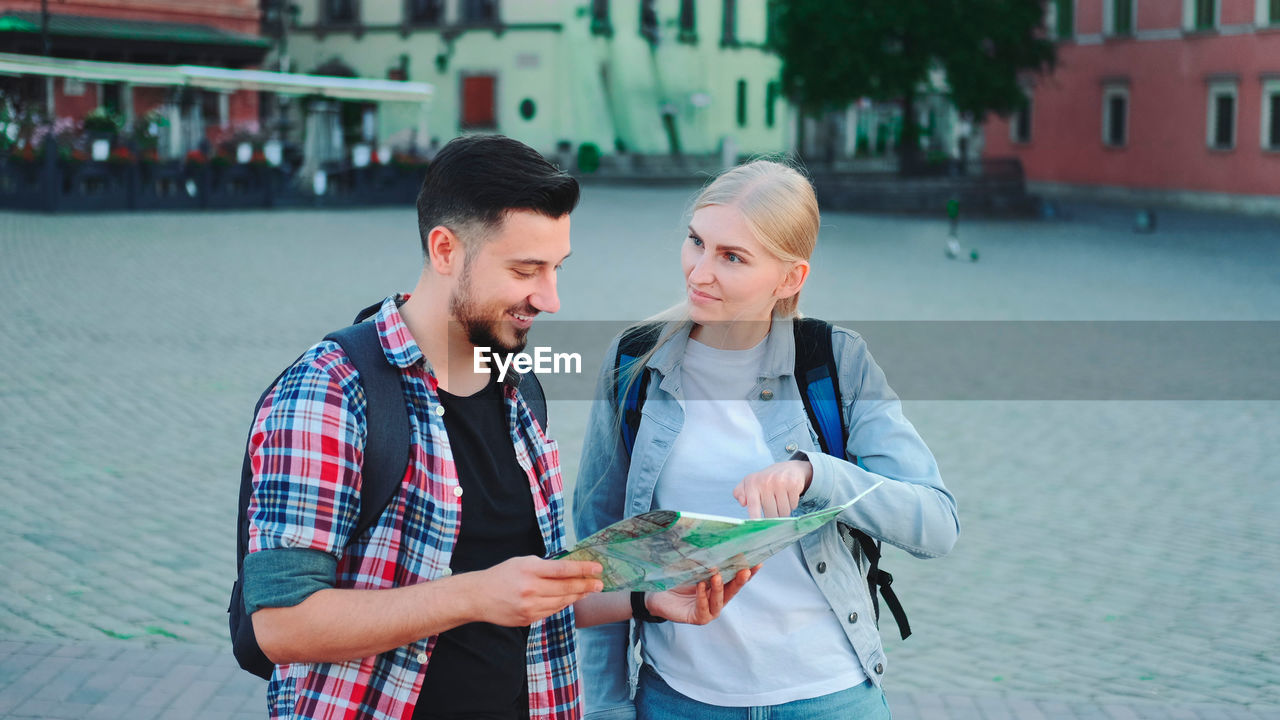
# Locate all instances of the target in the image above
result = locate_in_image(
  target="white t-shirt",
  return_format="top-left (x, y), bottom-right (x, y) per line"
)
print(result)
top-left (641, 337), bottom-right (867, 707)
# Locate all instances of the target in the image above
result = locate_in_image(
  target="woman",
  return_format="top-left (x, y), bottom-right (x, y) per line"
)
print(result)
top-left (573, 160), bottom-right (960, 719)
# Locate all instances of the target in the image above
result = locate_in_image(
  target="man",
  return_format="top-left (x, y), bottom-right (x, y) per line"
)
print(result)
top-left (243, 135), bottom-right (748, 720)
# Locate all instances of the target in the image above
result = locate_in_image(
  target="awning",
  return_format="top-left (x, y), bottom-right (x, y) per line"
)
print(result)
top-left (0, 12), bottom-right (270, 66)
top-left (0, 52), bottom-right (434, 103)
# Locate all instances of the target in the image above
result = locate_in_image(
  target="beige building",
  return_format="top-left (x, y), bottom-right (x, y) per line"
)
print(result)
top-left (283, 0), bottom-right (789, 160)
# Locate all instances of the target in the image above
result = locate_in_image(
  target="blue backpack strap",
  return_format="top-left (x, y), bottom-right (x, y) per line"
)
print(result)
top-left (792, 317), bottom-right (847, 460)
top-left (792, 317), bottom-right (911, 640)
top-left (614, 323), bottom-right (663, 456)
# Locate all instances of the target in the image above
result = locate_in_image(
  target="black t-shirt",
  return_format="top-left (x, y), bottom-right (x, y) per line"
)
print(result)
top-left (414, 379), bottom-right (545, 712)
top-left (414, 379), bottom-right (546, 720)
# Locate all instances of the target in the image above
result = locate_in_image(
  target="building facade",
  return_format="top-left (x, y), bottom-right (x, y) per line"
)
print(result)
top-left (0, 0), bottom-right (267, 150)
top-left (983, 0), bottom-right (1280, 211)
top-left (283, 0), bottom-right (788, 159)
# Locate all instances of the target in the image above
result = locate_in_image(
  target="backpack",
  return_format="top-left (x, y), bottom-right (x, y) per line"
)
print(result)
top-left (229, 301), bottom-right (548, 679)
top-left (614, 317), bottom-right (911, 640)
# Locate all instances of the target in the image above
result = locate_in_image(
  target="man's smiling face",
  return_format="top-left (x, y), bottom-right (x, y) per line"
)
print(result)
top-left (448, 209), bottom-right (571, 354)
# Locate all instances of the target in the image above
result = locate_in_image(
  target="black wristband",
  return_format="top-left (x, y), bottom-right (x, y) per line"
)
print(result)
top-left (631, 591), bottom-right (667, 623)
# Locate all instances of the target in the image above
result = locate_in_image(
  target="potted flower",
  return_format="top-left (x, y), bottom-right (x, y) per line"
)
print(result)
top-left (83, 107), bottom-right (122, 135)
top-left (9, 143), bottom-right (36, 164)
top-left (107, 146), bottom-right (134, 165)
top-left (83, 107), bottom-right (122, 160)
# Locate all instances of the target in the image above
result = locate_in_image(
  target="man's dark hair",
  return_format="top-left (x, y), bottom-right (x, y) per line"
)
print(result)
top-left (416, 134), bottom-right (580, 256)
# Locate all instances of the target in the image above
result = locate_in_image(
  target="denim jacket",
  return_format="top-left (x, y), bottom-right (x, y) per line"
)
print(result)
top-left (572, 317), bottom-right (960, 719)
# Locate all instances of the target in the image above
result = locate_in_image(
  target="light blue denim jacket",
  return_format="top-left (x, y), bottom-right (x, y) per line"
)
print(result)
top-left (572, 317), bottom-right (960, 720)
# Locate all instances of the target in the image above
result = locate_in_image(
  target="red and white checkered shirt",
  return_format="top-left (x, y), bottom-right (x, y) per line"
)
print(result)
top-left (247, 295), bottom-right (581, 720)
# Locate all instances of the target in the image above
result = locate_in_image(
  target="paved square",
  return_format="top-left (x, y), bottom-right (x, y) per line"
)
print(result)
top-left (1, 189), bottom-right (1277, 718)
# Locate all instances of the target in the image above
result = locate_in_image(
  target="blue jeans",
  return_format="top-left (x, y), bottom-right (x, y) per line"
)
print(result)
top-left (636, 665), bottom-right (892, 720)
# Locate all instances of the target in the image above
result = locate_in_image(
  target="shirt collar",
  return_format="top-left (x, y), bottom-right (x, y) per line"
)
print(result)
top-left (372, 294), bottom-right (426, 370)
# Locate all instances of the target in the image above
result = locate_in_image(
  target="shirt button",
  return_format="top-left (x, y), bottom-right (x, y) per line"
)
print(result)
top-left (759, 389), bottom-right (774, 401)
top-left (874, 662), bottom-right (884, 674)
top-left (416, 651), bottom-right (428, 663)
top-left (785, 442), bottom-right (798, 453)
top-left (434, 405), bottom-right (445, 417)
top-left (816, 561), bottom-right (827, 574)
top-left (441, 568), bottom-right (452, 577)
top-left (453, 486), bottom-right (463, 498)
top-left (848, 612), bottom-right (858, 624)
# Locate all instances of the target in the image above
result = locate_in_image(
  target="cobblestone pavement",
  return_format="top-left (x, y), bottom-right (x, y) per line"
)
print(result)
top-left (1, 189), bottom-right (1278, 718)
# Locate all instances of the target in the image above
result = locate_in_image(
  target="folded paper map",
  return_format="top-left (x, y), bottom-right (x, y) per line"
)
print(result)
top-left (555, 481), bottom-right (883, 592)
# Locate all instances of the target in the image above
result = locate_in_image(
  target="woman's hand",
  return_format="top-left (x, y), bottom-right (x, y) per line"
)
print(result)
top-left (645, 567), bottom-right (758, 625)
top-left (732, 460), bottom-right (813, 519)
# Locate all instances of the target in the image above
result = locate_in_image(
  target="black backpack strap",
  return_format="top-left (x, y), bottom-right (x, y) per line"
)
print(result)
top-left (614, 323), bottom-right (664, 456)
top-left (852, 533), bottom-right (911, 640)
top-left (324, 317), bottom-right (411, 548)
top-left (793, 317), bottom-right (912, 640)
top-left (516, 371), bottom-right (549, 430)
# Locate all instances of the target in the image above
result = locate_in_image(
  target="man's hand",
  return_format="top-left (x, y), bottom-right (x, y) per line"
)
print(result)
top-left (732, 460), bottom-right (814, 519)
top-left (470, 556), bottom-right (603, 626)
top-left (645, 566), bottom-right (759, 625)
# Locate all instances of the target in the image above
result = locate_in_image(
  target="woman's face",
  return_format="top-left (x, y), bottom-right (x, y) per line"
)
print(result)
top-left (682, 203), bottom-right (801, 347)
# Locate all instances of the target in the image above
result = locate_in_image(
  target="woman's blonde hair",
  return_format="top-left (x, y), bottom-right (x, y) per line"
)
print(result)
top-left (692, 158), bottom-right (820, 317)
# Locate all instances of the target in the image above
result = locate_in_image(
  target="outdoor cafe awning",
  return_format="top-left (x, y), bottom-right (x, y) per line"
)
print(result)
top-left (0, 52), bottom-right (434, 103)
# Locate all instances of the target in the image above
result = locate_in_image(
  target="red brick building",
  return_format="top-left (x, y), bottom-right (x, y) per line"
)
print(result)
top-left (983, 0), bottom-right (1280, 212)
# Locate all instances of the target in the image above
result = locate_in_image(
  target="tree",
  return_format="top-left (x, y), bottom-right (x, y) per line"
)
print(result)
top-left (771, 0), bottom-right (1055, 168)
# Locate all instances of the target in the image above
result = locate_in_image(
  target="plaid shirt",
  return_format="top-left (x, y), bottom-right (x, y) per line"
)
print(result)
top-left (247, 296), bottom-right (580, 720)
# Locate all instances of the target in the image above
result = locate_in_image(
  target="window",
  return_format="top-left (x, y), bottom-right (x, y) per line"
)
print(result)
top-left (1271, 0), bottom-right (1280, 24)
top-left (590, 0), bottom-right (612, 36)
top-left (1010, 97), bottom-right (1032, 144)
top-left (721, 0), bottom-right (737, 46)
top-left (322, 0), bottom-right (358, 25)
top-left (1187, 0), bottom-right (1215, 29)
top-left (1102, 84), bottom-right (1128, 147)
top-left (461, 0), bottom-right (498, 24)
top-left (678, 0), bottom-right (696, 42)
top-left (1207, 80), bottom-right (1237, 150)
top-left (736, 79), bottom-right (747, 127)
top-left (461, 74), bottom-right (497, 129)
top-left (1264, 81), bottom-right (1280, 150)
top-left (640, 0), bottom-right (659, 45)
top-left (765, 81), bottom-right (778, 128)
top-left (1111, 0), bottom-right (1133, 35)
top-left (1052, 0), bottom-right (1074, 40)
top-left (406, 0), bottom-right (443, 25)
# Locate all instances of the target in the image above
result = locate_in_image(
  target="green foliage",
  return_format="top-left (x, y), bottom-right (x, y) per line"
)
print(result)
top-left (773, 0), bottom-right (1056, 154)
top-left (83, 107), bottom-right (122, 134)
top-left (576, 142), bottom-right (601, 173)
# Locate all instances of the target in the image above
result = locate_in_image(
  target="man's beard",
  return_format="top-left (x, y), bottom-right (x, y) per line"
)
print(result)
top-left (448, 263), bottom-right (531, 355)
